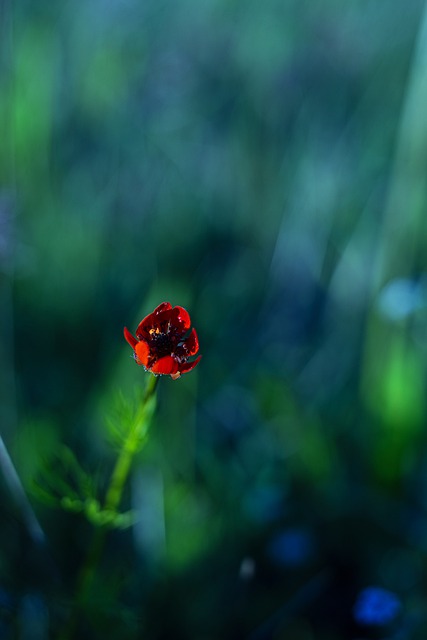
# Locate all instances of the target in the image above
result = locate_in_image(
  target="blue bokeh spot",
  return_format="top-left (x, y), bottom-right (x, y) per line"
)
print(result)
top-left (353, 586), bottom-right (401, 626)
top-left (267, 527), bottom-right (314, 567)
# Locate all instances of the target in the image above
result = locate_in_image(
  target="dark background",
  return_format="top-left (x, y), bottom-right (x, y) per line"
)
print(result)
top-left (1, 0), bottom-right (427, 638)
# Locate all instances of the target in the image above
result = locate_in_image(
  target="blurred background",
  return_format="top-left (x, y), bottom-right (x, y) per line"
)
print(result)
top-left (1, 0), bottom-right (427, 638)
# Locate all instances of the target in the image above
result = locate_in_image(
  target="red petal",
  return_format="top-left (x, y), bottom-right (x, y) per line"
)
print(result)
top-left (136, 312), bottom-right (156, 337)
top-left (150, 355), bottom-right (179, 376)
top-left (181, 328), bottom-right (199, 356)
top-left (178, 355), bottom-right (202, 375)
top-left (170, 305), bottom-right (191, 331)
top-left (153, 302), bottom-right (172, 315)
top-left (124, 327), bottom-right (137, 349)
top-left (135, 340), bottom-right (150, 366)
top-left (136, 302), bottom-right (173, 337)
top-left (175, 328), bottom-right (199, 361)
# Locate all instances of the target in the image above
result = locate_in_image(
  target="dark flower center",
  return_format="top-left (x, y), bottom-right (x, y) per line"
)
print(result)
top-left (149, 329), bottom-right (176, 358)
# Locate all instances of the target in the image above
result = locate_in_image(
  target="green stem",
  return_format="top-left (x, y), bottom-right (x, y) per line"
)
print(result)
top-left (104, 373), bottom-right (158, 514)
top-left (104, 433), bottom-right (139, 513)
top-left (60, 374), bottom-right (159, 640)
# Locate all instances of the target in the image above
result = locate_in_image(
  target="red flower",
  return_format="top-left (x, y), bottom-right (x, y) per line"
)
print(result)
top-left (124, 302), bottom-right (201, 380)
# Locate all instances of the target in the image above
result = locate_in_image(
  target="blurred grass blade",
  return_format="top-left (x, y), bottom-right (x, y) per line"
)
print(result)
top-left (0, 434), bottom-right (45, 543)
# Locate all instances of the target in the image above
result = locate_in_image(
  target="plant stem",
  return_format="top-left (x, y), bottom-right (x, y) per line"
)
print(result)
top-left (60, 374), bottom-right (159, 640)
top-left (105, 372), bottom-right (158, 513)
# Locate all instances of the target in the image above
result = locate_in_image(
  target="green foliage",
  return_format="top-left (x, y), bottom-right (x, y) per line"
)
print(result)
top-left (2, 0), bottom-right (427, 637)
top-left (163, 481), bottom-right (223, 570)
top-left (32, 446), bottom-right (135, 530)
top-left (32, 445), bottom-right (95, 508)
top-left (105, 387), bottom-right (156, 454)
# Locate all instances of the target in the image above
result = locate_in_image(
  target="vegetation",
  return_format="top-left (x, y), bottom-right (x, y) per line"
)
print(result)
top-left (1, 0), bottom-right (427, 637)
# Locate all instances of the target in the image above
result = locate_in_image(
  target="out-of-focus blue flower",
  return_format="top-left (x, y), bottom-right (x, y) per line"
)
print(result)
top-left (378, 278), bottom-right (425, 320)
top-left (267, 527), bottom-right (315, 567)
top-left (353, 586), bottom-right (401, 626)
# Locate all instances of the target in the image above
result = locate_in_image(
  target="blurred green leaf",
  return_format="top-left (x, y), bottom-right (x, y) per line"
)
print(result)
top-left (105, 385), bottom-right (156, 453)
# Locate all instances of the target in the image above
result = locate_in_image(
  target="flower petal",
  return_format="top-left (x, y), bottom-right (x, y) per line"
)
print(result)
top-left (136, 302), bottom-right (173, 337)
top-left (135, 340), bottom-right (150, 366)
top-left (178, 355), bottom-right (202, 375)
top-left (170, 305), bottom-right (191, 331)
top-left (124, 327), bottom-right (138, 349)
top-left (136, 313), bottom-right (155, 338)
top-left (153, 302), bottom-right (173, 315)
top-left (176, 328), bottom-right (199, 358)
top-left (184, 328), bottom-right (199, 355)
top-left (150, 355), bottom-right (179, 376)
